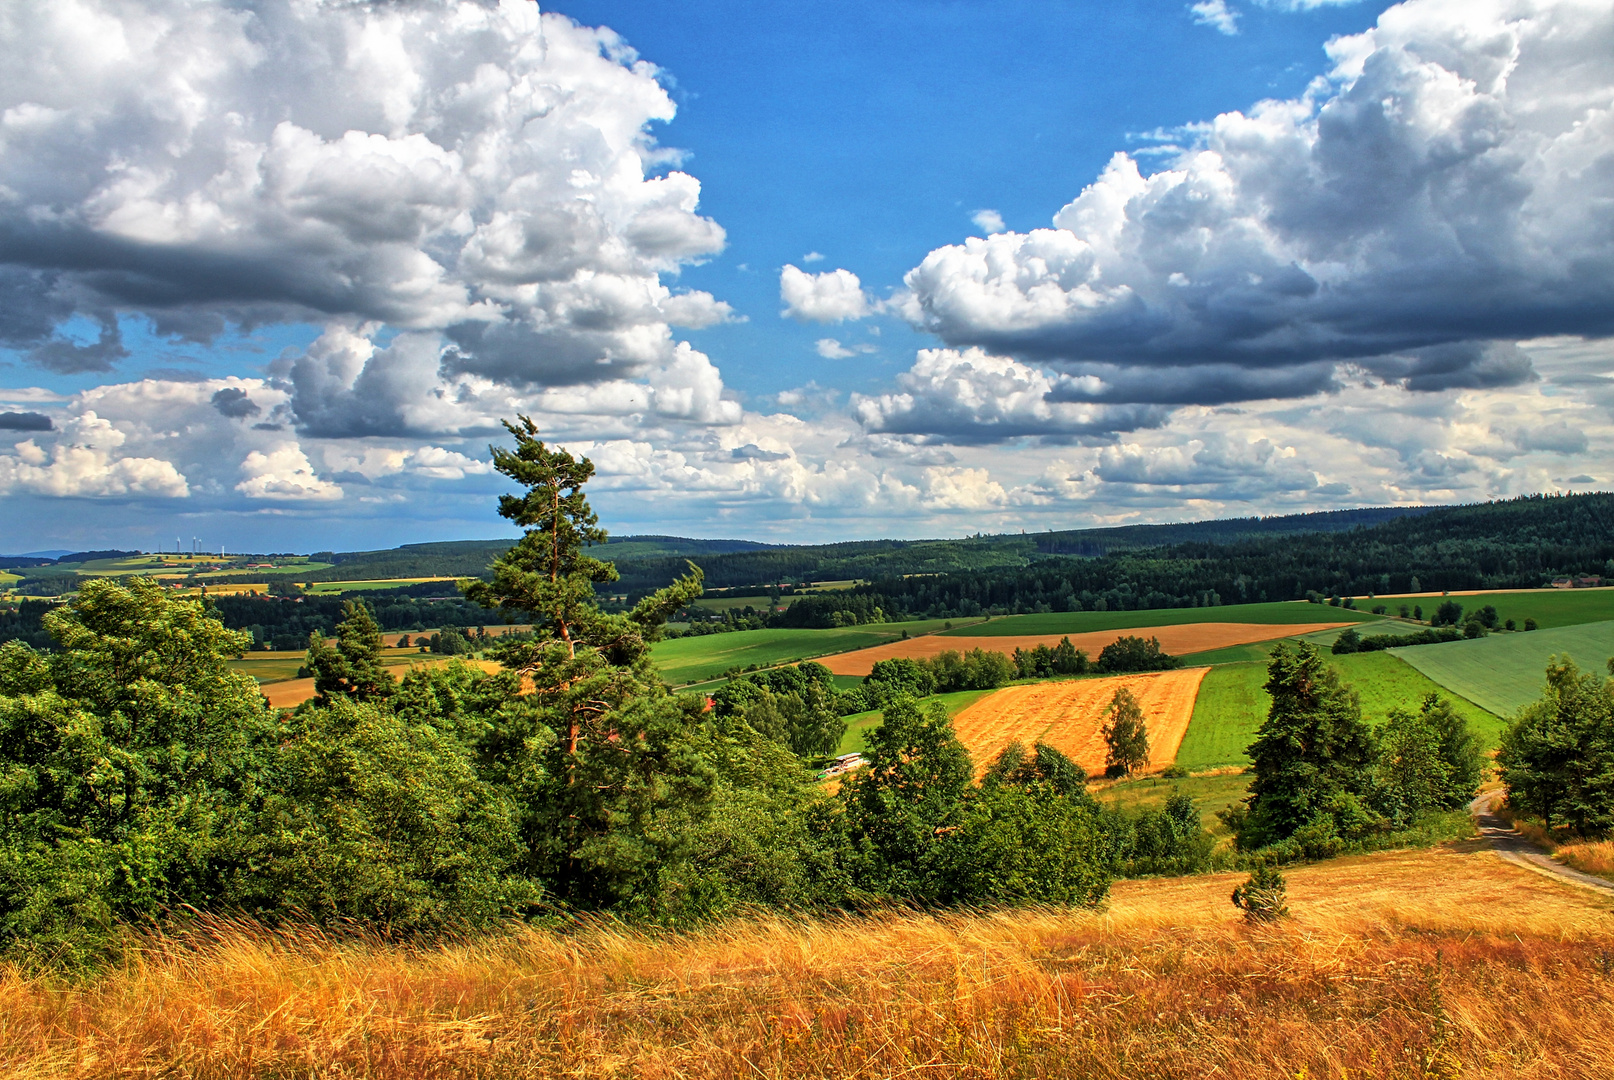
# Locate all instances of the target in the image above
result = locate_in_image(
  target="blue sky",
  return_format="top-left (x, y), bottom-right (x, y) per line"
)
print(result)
top-left (2, 0), bottom-right (1611, 553)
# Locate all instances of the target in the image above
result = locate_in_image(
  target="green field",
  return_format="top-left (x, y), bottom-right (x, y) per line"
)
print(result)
top-left (943, 601), bottom-right (1383, 638)
top-left (1093, 771), bottom-right (1253, 835)
top-left (304, 578), bottom-right (454, 594)
top-left (651, 619), bottom-right (959, 686)
top-left (835, 689), bottom-right (996, 757)
top-left (1176, 662), bottom-right (1269, 769)
top-left (67, 555), bottom-right (333, 578)
top-left (1175, 650), bottom-right (1504, 770)
top-left (1383, 588), bottom-right (1614, 629)
top-left (1391, 619), bottom-right (1614, 719)
top-left (228, 654), bottom-right (308, 684)
top-left (1177, 618), bottom-right (1426, 667)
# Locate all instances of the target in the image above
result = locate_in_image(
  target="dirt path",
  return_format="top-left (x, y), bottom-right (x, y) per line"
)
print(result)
top-left (1470, 792), bottom-right (1614, 894)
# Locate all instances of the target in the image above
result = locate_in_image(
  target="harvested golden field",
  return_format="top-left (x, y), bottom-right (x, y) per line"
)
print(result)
top-left (3, 843), bottom-right (1610, 1079)
top-left (950, 668), bottom-right (1209, 775)
top-left (261, 659), bottom-right (502, 709)
top-left (819, 621), bottom-right (1348, 676)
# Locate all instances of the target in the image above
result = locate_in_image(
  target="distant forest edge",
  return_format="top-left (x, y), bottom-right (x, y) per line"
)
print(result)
top-left (3, 494), bottom-right (1612, 646)
top-left (255, 504), bottom-right (1449, 590)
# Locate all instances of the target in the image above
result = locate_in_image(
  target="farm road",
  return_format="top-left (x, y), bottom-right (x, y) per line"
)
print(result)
top-left (1470, 792), bottom-right (1614, 894)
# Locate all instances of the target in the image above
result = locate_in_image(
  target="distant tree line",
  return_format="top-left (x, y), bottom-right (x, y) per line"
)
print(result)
top-left (770, 494), bottom-right (1614, 623)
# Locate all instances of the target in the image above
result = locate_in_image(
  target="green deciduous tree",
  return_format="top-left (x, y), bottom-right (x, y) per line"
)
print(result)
top-left (935, 741), bottom-right (1111, 907)
top-left (1102, 687), bottom-right (1151, 777)
top-left (0, 578), bottom-right (276, 965)
top-left (839, 693), bottom-right (972, 900)
top-left (1497, 655), bottom-right (1614, 834)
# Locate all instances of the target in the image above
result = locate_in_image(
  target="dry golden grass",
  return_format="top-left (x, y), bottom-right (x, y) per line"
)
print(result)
top-left (3, 842), bottom-right (1611, 1078)
top-left (950, 668), bottom-right (1209, 775)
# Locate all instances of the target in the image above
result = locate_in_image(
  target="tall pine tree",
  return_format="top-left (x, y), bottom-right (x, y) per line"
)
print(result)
top-left (1238, 641), bottom-right (1376, 848)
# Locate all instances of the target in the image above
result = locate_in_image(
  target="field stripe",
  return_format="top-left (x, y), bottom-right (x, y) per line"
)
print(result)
top-left (948, 668), bottom-right (1209, 776)
top-left (820, 623), bottom-right (1350, 677)
top-left (1391, 619), bottom-right (1614, 719)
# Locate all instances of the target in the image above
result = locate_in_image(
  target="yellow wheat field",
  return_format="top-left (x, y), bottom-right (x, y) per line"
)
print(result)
top-left (950, 667), bottom-right (1209, 775)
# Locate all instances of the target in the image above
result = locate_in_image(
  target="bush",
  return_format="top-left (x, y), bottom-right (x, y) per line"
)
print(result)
top-left (1231, 866), bottom-right (1289, 923)
top-left (1095, 635), bottom-right (1180, 673)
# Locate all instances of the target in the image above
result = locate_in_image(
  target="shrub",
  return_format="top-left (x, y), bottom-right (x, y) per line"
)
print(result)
top-left (1230, 866), bottom-right (1289, 923)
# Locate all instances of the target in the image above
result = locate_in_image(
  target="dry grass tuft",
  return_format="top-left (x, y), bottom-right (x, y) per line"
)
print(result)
top-left (1, 844), bottom-right (1611, 1078)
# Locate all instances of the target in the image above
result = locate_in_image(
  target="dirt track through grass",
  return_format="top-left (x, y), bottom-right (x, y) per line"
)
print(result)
top-left (949, 668), bottom-right (1209, 775)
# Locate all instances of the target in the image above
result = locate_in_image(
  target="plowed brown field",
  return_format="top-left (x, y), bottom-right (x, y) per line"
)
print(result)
top-left (948, 668), bottom-right (1210, 775)
top-left (819, 621), bottom-right (1347, 676)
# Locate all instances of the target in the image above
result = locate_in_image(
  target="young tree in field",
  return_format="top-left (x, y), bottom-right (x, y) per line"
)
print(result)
top-left (304, 599), bottom-right (394, 705)
top-left (1102, 687), bottom-right (1151, 777)
top-left (1497, 656), bottom-right (1614, 834)
top-left (1237, 641), bottom-right (1377, 849)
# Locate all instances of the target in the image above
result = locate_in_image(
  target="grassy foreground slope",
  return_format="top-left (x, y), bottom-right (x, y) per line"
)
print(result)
top-left (3, 845), bottom-right (1607, 1079)
top-left (1392, 619), bottom-right (1614, 718)
top-left (940, 601), bottom-right (1381, 638)
top-left (1176, 651), bottom-right (1503, 770)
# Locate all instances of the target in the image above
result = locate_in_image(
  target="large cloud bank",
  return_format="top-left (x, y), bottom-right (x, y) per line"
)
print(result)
top-left (2, 0), bottom-right (1613, 545)
top-left (898, 0), bottom-right (1614, 407)
top-left (0, 0), bottom-right (732, 411)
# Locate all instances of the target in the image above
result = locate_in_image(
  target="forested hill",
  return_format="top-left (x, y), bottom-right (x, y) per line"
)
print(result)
top-left (844, 493), bottom-right (1614, 620)
top-left (285, 505), bottom-right (1439, 588)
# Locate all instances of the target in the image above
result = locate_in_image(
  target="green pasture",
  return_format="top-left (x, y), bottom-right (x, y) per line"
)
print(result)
top-left (227, 653), bottom-right (308, 685)
top-left (1382, 588), bottom-right (1614, 629)
top-left (945, 601), bottom-right (1383, 638)
top-left (1176, 617), bottom-right (1425, 667)
top-left (835, 689), bottom-right (996, 757)
top-left (651, 618), bottom-right (959, 686)
top-left (303, 578), bottom-right (454, 594)
top-left (0, 571), bottom-right (20, 586)
top-left (229, 648), bottom-right (449, 686)
top-left (688, 595), bottom-right (787, 613)
top-left (1175, 650), bottom-right (1503, 771)
top-left (1093, 771), bottom-right (1253, 836)
top-left (1176, 663), bottom-right (1269, 770)
top-left (1392, 619), bottom-right (1614, 719)
top-left (68, 555), bottom-right (332, 578)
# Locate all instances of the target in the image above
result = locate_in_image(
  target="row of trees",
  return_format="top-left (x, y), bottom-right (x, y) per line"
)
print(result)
top-left (0, 421), bottom-right (1180, 966)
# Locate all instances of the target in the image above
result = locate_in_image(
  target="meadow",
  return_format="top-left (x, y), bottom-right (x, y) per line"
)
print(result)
top-left (1173, 651), bottom-right (1504, 770)
top-left (836, 688), bottom-right (994, 756)
top-left (303, 578), bottom-right (458, 594)
top-left (651, 619), bottom-right (958, 686)
top-left (943, 600), bottom-right (1383, 638)
top-left (1392, 618), bottom-right (1614, 718)
top-left (3, 843), bottom-right (1608, 1079)
top-left (1381, 587), bottom-right (1614, 628)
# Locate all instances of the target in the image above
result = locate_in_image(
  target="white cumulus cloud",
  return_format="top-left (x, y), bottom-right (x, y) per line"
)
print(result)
top-left (899, 0), bottom-right (1614, 408)
top-left (780, 264), bottom-right (874, 323)
top-left (0, 0), bottom-right (728, 405)
top-left (1191, 0), bottom-right (1241, 35)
